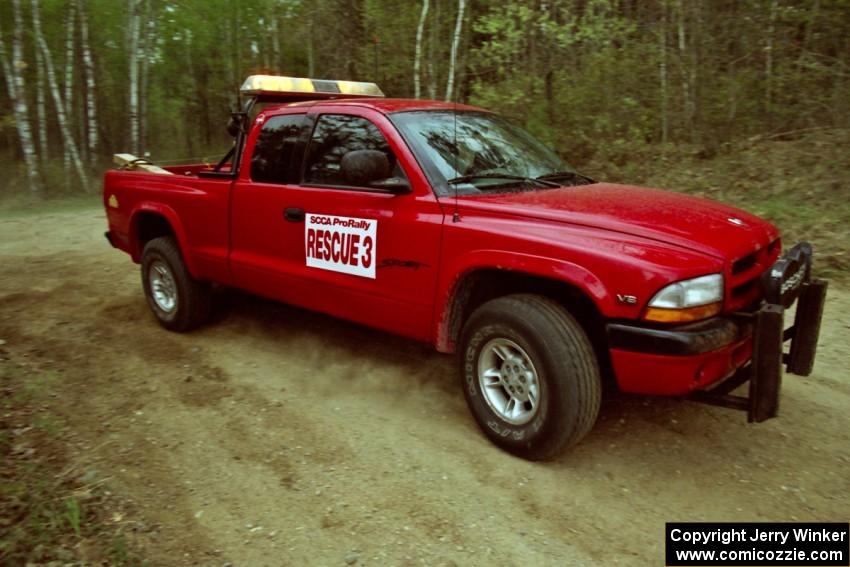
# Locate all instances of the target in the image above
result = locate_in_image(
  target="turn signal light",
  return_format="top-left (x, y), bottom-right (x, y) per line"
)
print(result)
top-left (643, 302), bottom-right (722, 323)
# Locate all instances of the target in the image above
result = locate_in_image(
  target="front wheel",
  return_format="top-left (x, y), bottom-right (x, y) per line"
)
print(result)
top-left (141, 236), bottom-right (211, 332)
top-left (459, 294), bottom-right (601, 460)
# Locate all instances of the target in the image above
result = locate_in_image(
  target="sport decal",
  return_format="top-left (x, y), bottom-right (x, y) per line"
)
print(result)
top-left (305, 213), bottom-right (377, 279)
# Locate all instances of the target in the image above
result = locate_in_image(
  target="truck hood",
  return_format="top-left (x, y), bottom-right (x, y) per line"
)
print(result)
top-left (459, 183), bottom-right (779, 261)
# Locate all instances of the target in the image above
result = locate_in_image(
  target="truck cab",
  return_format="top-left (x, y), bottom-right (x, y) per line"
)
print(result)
top-left (104, 75), bottom-right (827, 460)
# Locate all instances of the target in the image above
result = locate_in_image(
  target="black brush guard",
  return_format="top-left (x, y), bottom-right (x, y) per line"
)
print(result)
top-left (688, 242), bottom-right (828, 422)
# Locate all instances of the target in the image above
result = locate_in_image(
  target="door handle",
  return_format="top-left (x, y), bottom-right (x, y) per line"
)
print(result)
top-left (284, 207), bottom-right (305, 223)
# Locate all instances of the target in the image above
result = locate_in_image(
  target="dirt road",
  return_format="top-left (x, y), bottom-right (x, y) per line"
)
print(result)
top-left (1, 207), bottom-right (848, 566)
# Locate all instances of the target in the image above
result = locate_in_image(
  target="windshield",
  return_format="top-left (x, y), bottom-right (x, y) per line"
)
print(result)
top-left (390, 110), bottom-right (586, 195)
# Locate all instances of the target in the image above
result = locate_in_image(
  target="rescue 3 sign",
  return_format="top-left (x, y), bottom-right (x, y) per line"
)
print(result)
top-left (305, 213), bottom-right (377, 279)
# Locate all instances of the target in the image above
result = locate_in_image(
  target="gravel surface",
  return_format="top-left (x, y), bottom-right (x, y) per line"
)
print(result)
top-left (1, 208), bottom-right (847, 566)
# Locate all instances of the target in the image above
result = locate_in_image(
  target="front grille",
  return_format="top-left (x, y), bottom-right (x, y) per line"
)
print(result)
top-left (732, 252), bottom-right (758, 274)
top-left (732, 278), bottom-right (758, 298)
top-left (726, 238), bottom-right (781, 312)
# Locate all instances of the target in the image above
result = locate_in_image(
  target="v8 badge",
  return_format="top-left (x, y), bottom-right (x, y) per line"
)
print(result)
top-left (617, 294), bottom-right (638, 305)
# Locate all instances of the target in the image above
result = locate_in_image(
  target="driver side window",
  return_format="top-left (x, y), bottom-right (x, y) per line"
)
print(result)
top-left (304, 114), bottom-right (403, 188)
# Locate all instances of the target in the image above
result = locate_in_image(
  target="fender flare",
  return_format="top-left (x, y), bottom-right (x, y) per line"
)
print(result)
top-left (433, 250), bottom-right (615, 353)
top-left (128, 202), bottom-right (198, 277)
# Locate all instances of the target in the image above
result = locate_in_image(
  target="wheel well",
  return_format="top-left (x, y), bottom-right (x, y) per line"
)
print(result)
top-left (448, 269), bottom-right (614, 386)
top-left (134, 212), bottom-right (175, 254)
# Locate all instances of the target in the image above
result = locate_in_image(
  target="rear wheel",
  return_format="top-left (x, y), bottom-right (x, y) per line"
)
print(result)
top-left (141, 236), bottom-right (211, 332)
top-left (459, 294), bottom-right (601, 460)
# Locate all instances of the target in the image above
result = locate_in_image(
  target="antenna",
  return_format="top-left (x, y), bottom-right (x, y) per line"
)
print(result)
top-left (452, 100), bottom-right (460, 223)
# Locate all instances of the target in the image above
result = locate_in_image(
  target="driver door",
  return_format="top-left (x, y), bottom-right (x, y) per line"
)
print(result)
top-left (230, 107), bottom-right (444, 342)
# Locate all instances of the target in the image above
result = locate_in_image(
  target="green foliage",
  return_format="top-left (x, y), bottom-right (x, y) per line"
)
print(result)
top-left (0, 0), bottom-right (847, 202)
top-left (1, 363), bottom-right (148, 564)
top-left (63, 497), bottom-right (82, 537)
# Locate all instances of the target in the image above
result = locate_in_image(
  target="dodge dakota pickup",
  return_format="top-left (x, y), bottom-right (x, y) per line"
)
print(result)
top-left (103, 75), bottom-right (827, 460)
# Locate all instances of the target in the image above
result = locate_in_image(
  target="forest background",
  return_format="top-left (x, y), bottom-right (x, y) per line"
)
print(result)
top-left (1, 0), bottom-right (848, 275)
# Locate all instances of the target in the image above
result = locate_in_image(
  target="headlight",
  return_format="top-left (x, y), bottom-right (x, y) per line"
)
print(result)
top-left (644, 274), bottom-right (723, 323)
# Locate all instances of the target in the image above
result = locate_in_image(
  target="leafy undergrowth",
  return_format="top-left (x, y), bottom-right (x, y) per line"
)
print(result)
top-left (0, 346), bottom-right (147, 566)
top-left (581, 128), bottom-right (850, 281)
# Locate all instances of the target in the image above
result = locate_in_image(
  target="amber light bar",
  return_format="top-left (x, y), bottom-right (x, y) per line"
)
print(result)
top-left (240, 75), bottom-right (384, 98)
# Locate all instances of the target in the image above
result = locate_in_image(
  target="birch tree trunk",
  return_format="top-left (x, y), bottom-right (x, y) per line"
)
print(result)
top-left (691, 0), bottom-right (702, 143)
top-left (306, 7), bottom-right (315, 77)
top-left (184, 28), bottom-right (197, 155)
top-left (444, 0), bottom-right (466, 101)
top-left (2, 0), bottom-right (42, 193)
top-left (127, 0), bottom-right (141, 155)
top-left (675, 0), bottom-right (694, 141)
top-left (35, 2), bottom-right (69, 185)
top-left (64, 2), bottom-right (75, 118)
top-left (34, 22), bottom-right (49, 161)
top-left (414, 0), bottom-right (429, 99)
top-left (139, 0), bottom-right (156, 153)
top-left (426, 0), bottom-right (439, 100)
top-left (139, 3), bottom-right (149, 154)
top-left (31, 0), bottom-right (88, 190)
top-left (78, 0), bottom-right (98, 165)
top-left (0, 23), bottom-right (15, 101)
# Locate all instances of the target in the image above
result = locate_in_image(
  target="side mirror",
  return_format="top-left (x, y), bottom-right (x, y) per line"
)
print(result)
top-left (340, 150), bottom-right (410, 194)
top-left (227, 110), bottom-right (247, 138)
top-left (227, 118), bottom-right (241, 138)
top-left (369, 177), bottom-right (411, 194)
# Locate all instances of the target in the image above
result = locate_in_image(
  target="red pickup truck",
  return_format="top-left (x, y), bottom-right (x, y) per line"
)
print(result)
top-left (104, 75), bottom-right (827, 460)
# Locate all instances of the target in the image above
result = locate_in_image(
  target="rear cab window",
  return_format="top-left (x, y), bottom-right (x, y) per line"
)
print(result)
top-left (250, 113), bottom-right (310, 184)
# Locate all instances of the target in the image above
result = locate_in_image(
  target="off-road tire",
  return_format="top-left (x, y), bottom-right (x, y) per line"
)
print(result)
top-left (141, 236), bottom-right (212, 332)
top-left (459, 294), bottom-right (601, 460)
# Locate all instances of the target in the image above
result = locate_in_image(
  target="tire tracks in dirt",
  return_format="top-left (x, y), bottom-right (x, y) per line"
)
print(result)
top-left (1, 208), bottom-right (848, 566)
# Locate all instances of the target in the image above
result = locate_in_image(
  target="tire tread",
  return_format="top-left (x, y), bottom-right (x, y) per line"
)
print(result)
top-left (460, 293), bottom-right (601, 460)
top-left (141, 236), bottom-right (211, 332)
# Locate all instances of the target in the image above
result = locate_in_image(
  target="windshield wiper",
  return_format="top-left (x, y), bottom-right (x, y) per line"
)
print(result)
top-left (447, 174), bottom-right (560, 188)
top-left (535, 171), bottom-right (595, 184)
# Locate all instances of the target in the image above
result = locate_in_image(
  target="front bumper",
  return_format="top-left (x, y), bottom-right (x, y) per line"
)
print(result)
top-left (606, 242), bottom-right (828, 422)
top-left (607, 320), bottom-right (753, 396)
